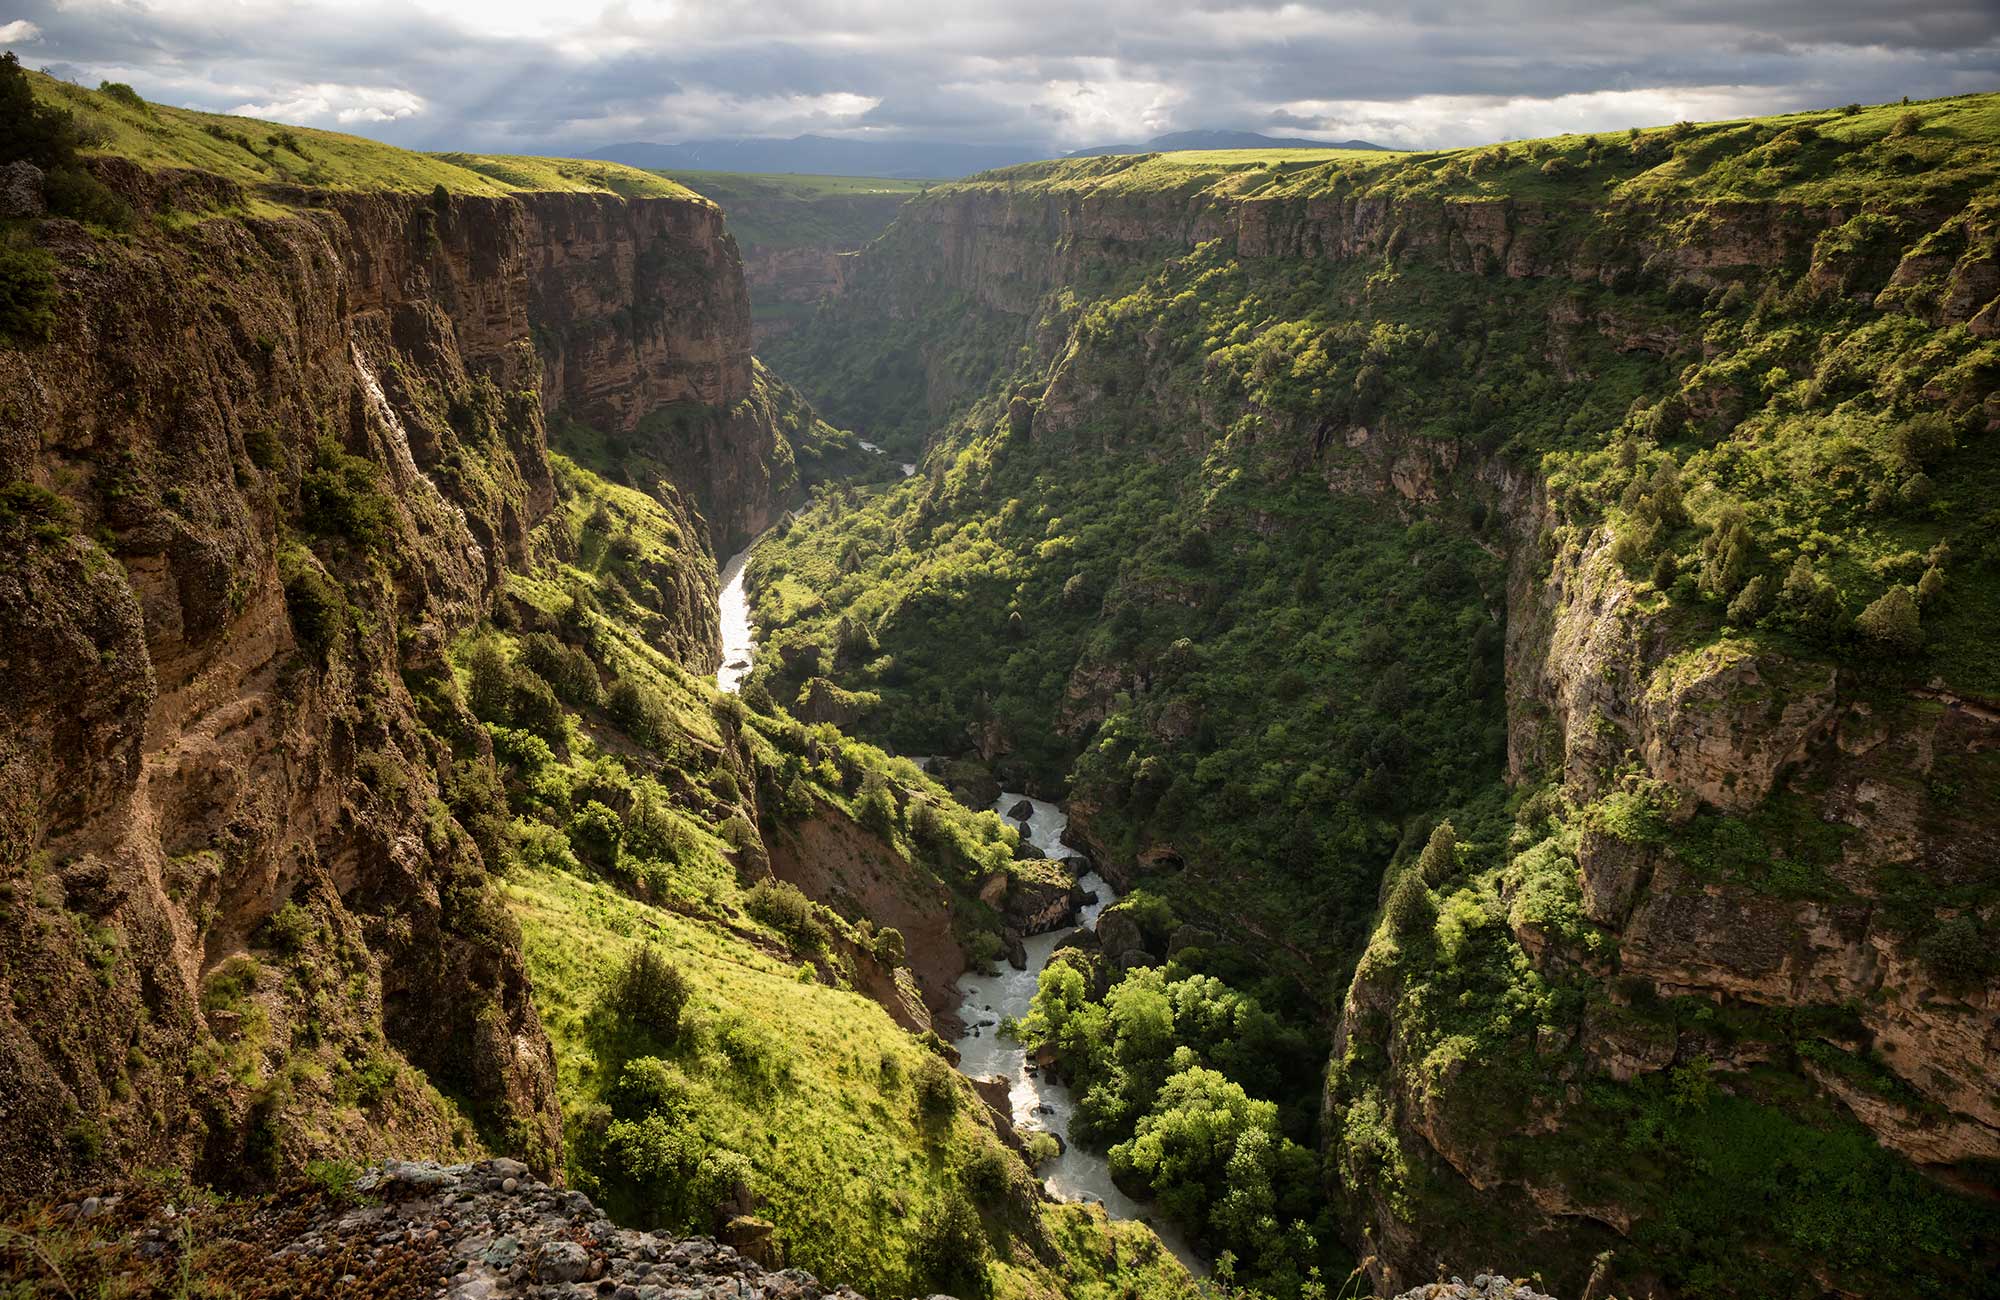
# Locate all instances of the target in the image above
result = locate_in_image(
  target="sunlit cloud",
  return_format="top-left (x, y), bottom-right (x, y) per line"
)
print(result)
top-left (3, 0), bottom-right (1994, 153)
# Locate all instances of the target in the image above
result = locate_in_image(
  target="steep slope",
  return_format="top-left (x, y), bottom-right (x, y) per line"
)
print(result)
top-left (0, 72), bottom-right (816, 1195)
top-left (1, 71), bottom-right (1204, 1300)
top-left (665, 172), bottom-right (926, 346)
top-left (753, 92), bottom-right (2000, 1296)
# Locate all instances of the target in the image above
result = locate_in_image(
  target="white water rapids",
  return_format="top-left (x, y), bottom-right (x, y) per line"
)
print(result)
top-left (716, 543), bottom-right (756, 693)
top-left (952, 794), bottom-right (1204, 1272)
top-left (709, 542), bottom-right (1200, 1271)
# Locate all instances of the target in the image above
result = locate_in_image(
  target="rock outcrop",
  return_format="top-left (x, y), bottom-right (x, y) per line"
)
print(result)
top-left (3, 1159), bottom-right (870, 1299)
top-left (0, 161), bottom-right (810, 1195)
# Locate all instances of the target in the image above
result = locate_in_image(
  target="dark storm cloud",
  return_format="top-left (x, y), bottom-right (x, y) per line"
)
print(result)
top-left (3, 0), bottom-right (1995, 152)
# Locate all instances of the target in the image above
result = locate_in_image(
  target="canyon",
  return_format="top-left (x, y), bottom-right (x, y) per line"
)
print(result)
top-left (4, 65), bottom-right (1999, 1300)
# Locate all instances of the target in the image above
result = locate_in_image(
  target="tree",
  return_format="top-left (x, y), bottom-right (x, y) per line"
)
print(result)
top-left (1855, 586), bottom-right (1921, 656)
top-left (465, 640), bottom-right (514, 724)
top-left (1415, 820), bottom-right (1458, 886)
top-left (1699, 505), bottom-right (1753, 601)
top-left (912, 1189), bottom-right (988, 1296)
top-left (1387, 871), bottom-right (1435, 937)
top-left (603, 945), bottom-right (689, 1044)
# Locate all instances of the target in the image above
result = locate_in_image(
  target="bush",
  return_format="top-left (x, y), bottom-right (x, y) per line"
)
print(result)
top-left (914, 1053), bottom-right (959, 1121)
top-left (0, 242), bottom-right (57, 345)
top-left (962, 1140), bottom-right (1015, 1201)
top-left (1855, 586), bottom-right (1921, 656)
top-left (604, 945), bottom-right (689, 1044)
top-left (744, 878), bottom-right (821, 950)
top-left (1917, 917), bottom-right (1992, 991)
top-left (1386, 871), bottom-right (1435, 937)
top-left (613, 1055), bottom-right (695, 1120)
top-left (301, 438), bottom-right (396, 552)
top-left (570, 799), bottom-right (624, 867)
top-left (465, 640), bottom-right (515, 724)
top-left (43, 165), bottom-right (133, 230)
top-left (97, 80), bottom-right (145, 109)
top-left (873, 925), bottom-right (906, 967)
top-left (281, 554), bottom-right (345, 663)
top-left (912, 1189), bottom-right (988, 1296)
top-left (608, 678), bottom-right (672, 748)
top-left (522, 632), bottom-right (602, 709)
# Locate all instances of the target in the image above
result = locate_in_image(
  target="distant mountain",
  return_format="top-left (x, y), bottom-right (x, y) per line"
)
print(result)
top-left (586, 135), bottom-right (1048, 179)
top-left (1069, 129), bottom-right (1394, 156)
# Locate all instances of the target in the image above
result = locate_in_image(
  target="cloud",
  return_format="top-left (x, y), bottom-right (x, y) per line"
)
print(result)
top-left (0, 18), bottom-right (41, 42)
top-left (229, 84), bottom-right (426, 126)
top-left (5, 0), bottom-right (1996, 153)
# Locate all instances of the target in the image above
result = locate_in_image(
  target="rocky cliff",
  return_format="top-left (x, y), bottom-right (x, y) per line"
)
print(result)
top-left (0, 146), bottom-right (805, 1195)
top-left (755, 101), bottom-right (2000, 1296)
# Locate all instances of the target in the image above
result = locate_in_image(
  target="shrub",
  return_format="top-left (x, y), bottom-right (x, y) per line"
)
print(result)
top-left (301, 438), bottom-right (396, 551)
top-left (1415, 820), bottom-right (1458, 887)
top-left (1889, 111), bottom-right (1922, 138)
top-left (873, 925), bottom-right (906, 967)
top-left (281, 555), bottom-right (345, 663)
top-left (608, 678), bottom-right (672, 748)
top-left (962, 1140), bottom-right (1015, 1201)
top-left (1386, 871), bottom-right (1435, 937)
top-left (1855, 586), bottom-right (1921, 656)
top-left (744, 878), bottom-right (821, 950)
top-left (913, 1190), bottom-right (988, 1295)
top-left (522, 632), bottom-right (602, 709)
top-left (914, 1053), bottom-right (959, 1120)
top-left (613, 1055), bottom-right (696, 1120)
top-left (43, 165), bottom-right (133, 230)
top-left (97, 80), bottom-right (146, 111)
top-left (1917, 917), bottom-right (1992, 991)
top-left (509, 669), bottom-right (568, 744)
top-left (0, 242), bottom-right (58, 345)
top-left (1726, 574), bottom-right (1770, 626)
top-left (465, 640), bottom-right (515, 724)
top-left (570, 799), bottom-right (624, 867)
top-left (604, 945), bottom-right (689, 1044)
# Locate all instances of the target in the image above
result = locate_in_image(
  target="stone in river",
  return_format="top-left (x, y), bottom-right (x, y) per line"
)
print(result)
top-left (1006, 798), bottom-right (1036, 820)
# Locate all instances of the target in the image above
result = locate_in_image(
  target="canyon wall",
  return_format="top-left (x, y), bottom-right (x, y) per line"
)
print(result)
top-left (771, 147), bottom-right (2000, 1294)
top-left (0, 162), bottom-right (796, 1193)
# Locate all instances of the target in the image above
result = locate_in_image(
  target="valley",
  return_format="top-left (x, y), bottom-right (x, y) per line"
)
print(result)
top-left (2, 48), bottom-right (1998, 1300)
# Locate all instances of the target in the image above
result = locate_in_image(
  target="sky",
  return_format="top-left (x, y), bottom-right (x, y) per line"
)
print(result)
top-left (3, 1), bottom-right (1997, 154)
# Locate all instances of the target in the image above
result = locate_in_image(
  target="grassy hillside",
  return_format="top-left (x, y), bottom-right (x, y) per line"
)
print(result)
top-left (952, 91), bottom-right (1999, 208)
top-left (426, 446), bottom-right (1194, 1299)
top-left (26, 69), bottom-right (700, 199)
top-left (667, 170), bottom-right (928, 250)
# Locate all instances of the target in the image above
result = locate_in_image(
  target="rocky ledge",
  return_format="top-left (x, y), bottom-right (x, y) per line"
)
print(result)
top-left (1394, 1276), bottom-right (1559, 1300)
top-left (12, 1160), bottom-right (873, 1300)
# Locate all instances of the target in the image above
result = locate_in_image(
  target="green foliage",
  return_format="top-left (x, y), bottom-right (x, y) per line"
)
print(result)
top-left (744, 878), bottom-right (823, 952)
top-left (602, 945), bottom-right (690, 1046)
top-left (1854, 585), bottom-right (1921, 655)
top-left (301, 437), bottom-right (396, 552)
top-left (279, 547), bottom-right (346, 664)
top-left (911, 1188), bottom-right (989, 1296)
top-left (913, 1053), bottom-right (960, 1121)
top-left (0, 240), bottom-right (58, 346)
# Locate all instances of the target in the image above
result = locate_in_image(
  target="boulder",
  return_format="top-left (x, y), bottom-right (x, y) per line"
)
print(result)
top-left (720, 1215), bottom-right (780, 1269)
top-left (1007, 797), bottom-right (1036, 820)
top-left (0, 161), bottom-right (45, 218)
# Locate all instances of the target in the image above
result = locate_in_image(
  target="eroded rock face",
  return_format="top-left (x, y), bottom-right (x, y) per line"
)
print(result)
top-left (0, 170), bottom-right (800, 1194)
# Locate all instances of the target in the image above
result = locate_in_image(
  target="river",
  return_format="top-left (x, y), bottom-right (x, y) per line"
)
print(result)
top-left (711, 542), bottom-right (1199, 1270)
top-left (716, 543), bottom-right (755, 693)
top-left (953, 793), bottom-right (1204, 1273)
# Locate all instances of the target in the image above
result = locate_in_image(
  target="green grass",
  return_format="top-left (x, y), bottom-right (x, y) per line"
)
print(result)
top-left (27, 70), bottom-right (703, 201)
top-left (506, 860), bottom-right (987, 1294)
top-left (945, 91), bottom-right (2000, 210)
top-left (666, 171), bottom-right (928, 252)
